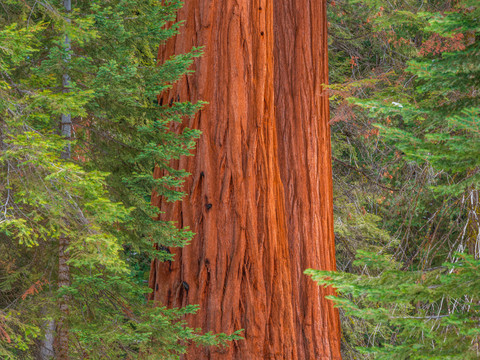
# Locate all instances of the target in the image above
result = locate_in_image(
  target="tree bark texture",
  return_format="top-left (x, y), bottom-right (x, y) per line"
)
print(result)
top-left (57, 236), bottom-right (70, 360)
top-left (274, 1), bottom-right (341, 358)
top-left (149, 1), bottom-right (341, 359)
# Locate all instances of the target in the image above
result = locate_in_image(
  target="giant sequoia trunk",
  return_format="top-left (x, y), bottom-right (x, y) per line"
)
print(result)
top-left (149, 1), bottom-right (341, 359)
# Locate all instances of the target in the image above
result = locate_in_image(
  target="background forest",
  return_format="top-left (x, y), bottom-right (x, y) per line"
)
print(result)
top-left (0, 0), bottom-right (479, 359)
top-left (312, 0), bottom-right (480, 358)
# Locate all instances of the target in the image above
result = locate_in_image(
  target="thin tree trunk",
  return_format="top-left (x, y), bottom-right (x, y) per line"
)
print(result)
top-left (149, 0), bottom-right (341, 358)
top-left (467, 187), bottom-right (479, 258)
top-left (37, 318), bottom-right (55, 360)
top-left (57, 0), bottom-right (71, 358)
top-left (57, 236), bottom-right (70, 360)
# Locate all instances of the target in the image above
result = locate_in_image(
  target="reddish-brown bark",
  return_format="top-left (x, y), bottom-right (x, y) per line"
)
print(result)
top-left (274, 1), bottom-right (341, 358)
top-left (149, 0), bottom-right (341, 359)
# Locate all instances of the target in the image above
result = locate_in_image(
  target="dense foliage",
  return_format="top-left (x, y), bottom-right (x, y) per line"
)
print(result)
top-left (310, 0), bottom-right (480, 358)
top-left (0, 1), bottom-right (237, 358)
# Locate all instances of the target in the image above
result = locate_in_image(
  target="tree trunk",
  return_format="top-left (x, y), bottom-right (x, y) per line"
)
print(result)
top-left (37, 318), bottom-right (55, 360)
top-left (57, 236), bottom-right (70, 360)
top-left (149, 0), bottom-right (341, 359)
top-left (466, 187), bottom-right (479, 258)
top-left (57, 1), bottom-right (72, 358)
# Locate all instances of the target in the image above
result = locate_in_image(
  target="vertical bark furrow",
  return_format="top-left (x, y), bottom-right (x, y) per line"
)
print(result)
top-left (273, 0), bottom-right (341, 359)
